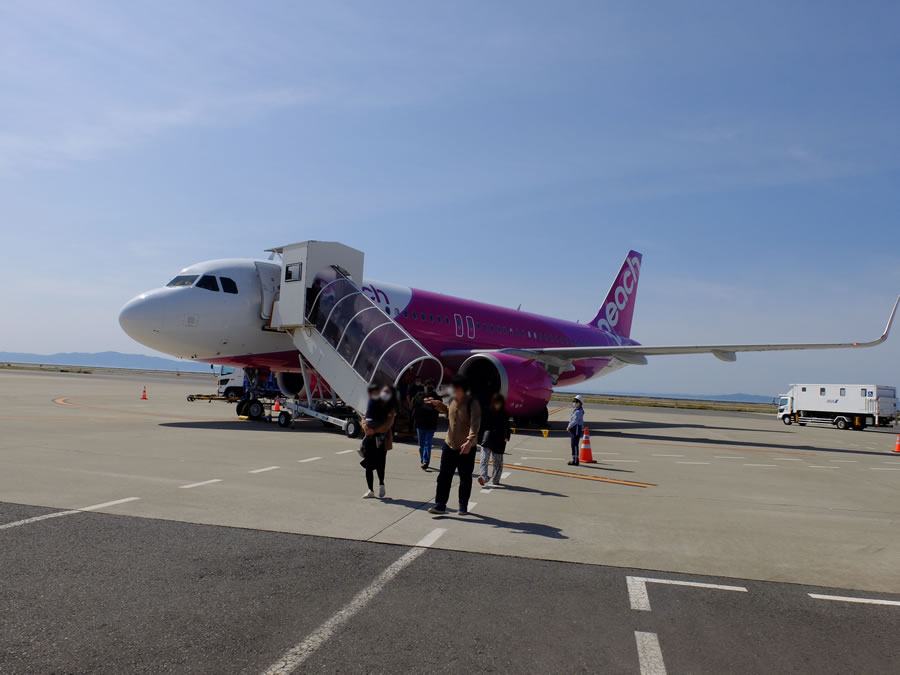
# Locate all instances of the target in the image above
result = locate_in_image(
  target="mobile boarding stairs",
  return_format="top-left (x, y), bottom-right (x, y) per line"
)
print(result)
top-left (266, 241), bottom-right (443, 437)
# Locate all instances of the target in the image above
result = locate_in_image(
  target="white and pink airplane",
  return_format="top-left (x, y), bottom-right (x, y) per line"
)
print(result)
top-left (119, 250), bottom-right (897, 424)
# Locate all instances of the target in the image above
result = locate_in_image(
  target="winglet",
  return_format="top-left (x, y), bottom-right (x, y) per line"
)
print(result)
top-left (879, 294), bottom-right (899, 343)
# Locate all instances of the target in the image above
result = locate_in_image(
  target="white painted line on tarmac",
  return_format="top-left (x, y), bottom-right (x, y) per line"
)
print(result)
top-left (0, 497), bottom-right (141, 531)
top-left (744, 463), bottom-right (776, 467)
top-left (261, 527), bottom-right (447, 675)
top-left (774, 458), bottom-right (801, 461)
top-left (634, 631), bottom-right (667, 675)
top-left (608, 459), bottom-right (640, 463)
top-left (179, 479), bottom-right (222, 489)
top-left (714, 456), bottom-right (744, 459)
top-left (298, 457), bottom-right (322, 463)
top-left (513, 462), bottom-right (522, 466)
top-left (809, 593), bottom-right (900, 607)
top-left (593, 452), bottom-right (621, 456)
top-left (249, 466), bottom-right (279, 473)
top-left (652, 454), bottom-right (682, 457)
top-left (466, 502), bottom-right (478, 512)
top-left (626, 576), bottom-right (747, 612)
top-left (808, 465), bottom-right (839, 469)
top-left (871, 467), bottom-right (900, 471)
top-left (501, 471), bottom-right (511, 480)
top-left (336, 450), bottom-right (355, 455)
top-left (830, 460), bottom-right (857, 463)
top-left (676, 461), bottom-right (709, 465)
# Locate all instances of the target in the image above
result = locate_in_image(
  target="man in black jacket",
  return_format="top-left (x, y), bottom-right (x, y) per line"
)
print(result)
top-left (412, 379), bottom-right (440, 470)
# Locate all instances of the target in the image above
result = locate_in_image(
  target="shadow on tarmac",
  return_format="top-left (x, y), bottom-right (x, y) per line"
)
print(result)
top-left (159, 420), bottom-right (322, 432)
top-left (378, 498), bottom-right (568, 538)
top-left (599, 430), bottom-right (897, 459)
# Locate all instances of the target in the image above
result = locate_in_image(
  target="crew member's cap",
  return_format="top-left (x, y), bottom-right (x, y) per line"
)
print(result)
top-left (573, 395), bottom-right (584, 404)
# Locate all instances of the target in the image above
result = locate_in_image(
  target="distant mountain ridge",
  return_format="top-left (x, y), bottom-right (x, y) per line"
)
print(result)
top-left (0, 351), bottom-right (212, 373)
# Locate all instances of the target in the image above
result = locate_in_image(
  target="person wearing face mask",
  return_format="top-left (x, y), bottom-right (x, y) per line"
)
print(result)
top-left (478, 393), bottom-right (511, 487)
top-left (360, 384), bottom-right (398, 498)
top-left (567, 395), bottom-right (585, 466)
top-left (412, 379), bottom-right (440, 470)
top-left (426, 375), bottom-right (481, 516)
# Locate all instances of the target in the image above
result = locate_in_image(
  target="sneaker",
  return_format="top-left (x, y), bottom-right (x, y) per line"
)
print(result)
top-left (420, 463), bottom-right (428, 471)
top-left (477, 476), bottom-right (485, 486)
top-left (378, 484), bottom-right (386, 499)
top-left (362, 490), bottom-right (375, 498)
top-left (458, 507), bottom-right (469, 516)
top-left (567, 460), bottom-right (577, 466)
top-left (427, 505), bottom-right (446, 515)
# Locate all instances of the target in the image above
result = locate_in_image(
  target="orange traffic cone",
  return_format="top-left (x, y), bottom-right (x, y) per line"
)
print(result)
top-left (140, 386), bottom-right (148, 400)
top-left (273, 398), bottom-right (281, 412)
top-left (579, 427), bottom-right (596, 463)
top-left (894, 434), bottom-right (900, 454)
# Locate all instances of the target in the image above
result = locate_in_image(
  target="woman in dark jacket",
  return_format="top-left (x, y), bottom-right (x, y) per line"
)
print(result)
top-left (477, 393), bottom-right (511, 487)
top-left (360, 384), bottom-right (397, 499)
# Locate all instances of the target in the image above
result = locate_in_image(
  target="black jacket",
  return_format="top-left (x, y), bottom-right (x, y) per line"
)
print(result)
top-left (480, 409), bottom-right (511, 453)
top-left (412, 391), bottom-right (440, 431)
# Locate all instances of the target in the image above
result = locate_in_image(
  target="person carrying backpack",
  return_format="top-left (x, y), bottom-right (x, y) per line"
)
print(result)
top-left (412, 379), bottom-right (440, 470)
top-left (478, 393), bottom-right (511, 487)
top-left (426, 375), bottom-right (481, 516)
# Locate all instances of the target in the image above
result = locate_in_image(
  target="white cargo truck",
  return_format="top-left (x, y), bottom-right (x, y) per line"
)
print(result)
top-left (777, 384), bottom-right (897, 430)
top-left (216, 366), bottom-right (246, 400)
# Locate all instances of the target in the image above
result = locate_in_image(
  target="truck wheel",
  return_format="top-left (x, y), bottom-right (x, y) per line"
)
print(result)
top-left (345, 417), bottom-right (360, 438)
top-left (782, 416), bottom-right (792, 425)
top-left (225, 387), bottom-right (243, 401)
top-left (278, 411), bottom-right (292, 428)
top-left (246, 399), bottom-right (265, 420)
top-left (236, 400), bottom-right (248, 417)
top-left (835, 417), bottom-right (849, 430)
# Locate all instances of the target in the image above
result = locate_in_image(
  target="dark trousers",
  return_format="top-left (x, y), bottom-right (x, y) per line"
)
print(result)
top-left (569, 425), bottom-right (583, 463)
top-left (435, 442), bottom-right (476, 510)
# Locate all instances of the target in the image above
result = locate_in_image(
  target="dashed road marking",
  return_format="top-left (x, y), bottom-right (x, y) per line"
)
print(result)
top-left (634, 631), bottom-right (667, 675)
top-left (336, 450), bottom-right (355, 455)
top-left (179, 479), bottom-right (222, 489)
top-left (500, 471), bottom-right (511, 480)
top-left (714, 456), bottom-right (744, 459)
top-left (593, 452), bottom-right (621, 456)
top-left (608, 459), bottom-right (640, 463)
top-left (871, 467), bottom-right (900, 471)
top-left (676, 461), bottom-right (709, 465)
top-left (513, 462), bottom-right (522, 466)
top-left (774, 458), bottom-right (801, 461)
top-left (261, 528), bottom-right (447, 675)
top-left (744, 463), bottom-right (776, 467)
top-left (808, 465), bottom-right (839, 470)
top-left (652, 454), bottom-right (683, 458)
top-left (249, 466), bottom-right (279, 473)
top-left (830, 460), bottom-right (857, 463)
top-left (0, 497), bottom-right (141, 531)
top-left (298, 457), bottom-right (322, 463)
top-left (809, 593), bottom-right (900, 607)
top-left (626, 576), bottom-right (747, 612)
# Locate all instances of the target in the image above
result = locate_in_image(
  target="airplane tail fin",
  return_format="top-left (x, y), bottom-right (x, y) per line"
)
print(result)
top-left (588, 250), bottom-right (642, 338)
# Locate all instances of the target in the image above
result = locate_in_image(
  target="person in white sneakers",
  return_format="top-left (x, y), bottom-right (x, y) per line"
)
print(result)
top-left (361, 384), bottom-right (397, 498)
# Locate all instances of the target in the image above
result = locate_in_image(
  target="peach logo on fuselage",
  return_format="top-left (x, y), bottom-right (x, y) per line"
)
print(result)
top-left (595, 255), bottom-right (640, 333)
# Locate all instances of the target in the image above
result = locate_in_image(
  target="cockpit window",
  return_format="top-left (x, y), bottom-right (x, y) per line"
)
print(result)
top-left (167, 275), bottom-right (198, 287)
top-left (195, 275), bottom-right (219, 292)
top-left (220, 277), bottom-right (238, 294)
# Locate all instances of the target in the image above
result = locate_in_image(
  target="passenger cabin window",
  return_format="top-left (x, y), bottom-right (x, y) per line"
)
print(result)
top-left (220, 277), bottom-right (238, 294)
top-left (839, 388), bottom-right (846, 396)
top-left (801, 387), bottom-right (807, 392)
top-left (196, 275), bottom-right (219, 292)
top-left (167, 274), bottom-right (198, 287)
top-left (819, 387), bottom-right (826, 396)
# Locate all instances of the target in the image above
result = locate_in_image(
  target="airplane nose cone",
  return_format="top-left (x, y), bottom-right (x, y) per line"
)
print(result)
top-left (118, 292), bottom-right (169, 349)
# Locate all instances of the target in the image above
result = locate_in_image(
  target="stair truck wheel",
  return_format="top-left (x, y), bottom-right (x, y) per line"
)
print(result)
top-left (278, 411), bottom-right (292, 428)
top-left (246, 399), bottom-right (265, 421)
top-left (345, 417), bottom-right (361, 439)
top-left (835, 417), bottom-right (849, 430)
top-left (236, 400), bottom-right (248, 417)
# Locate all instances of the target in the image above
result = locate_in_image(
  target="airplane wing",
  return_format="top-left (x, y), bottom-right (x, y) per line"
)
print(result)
top-left (443, 295), bottom-right (899, 368)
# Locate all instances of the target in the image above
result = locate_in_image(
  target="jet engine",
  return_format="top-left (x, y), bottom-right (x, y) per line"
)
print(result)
top-left (276, 371), bottom-right (306, 399)
top-left (458, 352), bottom-right (553, 425)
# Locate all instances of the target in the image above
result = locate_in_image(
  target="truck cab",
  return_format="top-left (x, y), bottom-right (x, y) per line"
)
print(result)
top-left (777, 394), bottom-right (792, 423)
top-left (217, 366), bottom-right (246, 400)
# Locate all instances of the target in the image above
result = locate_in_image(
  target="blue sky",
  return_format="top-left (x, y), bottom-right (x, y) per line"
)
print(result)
top-left (1, 1), bottom-right (898, 395)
